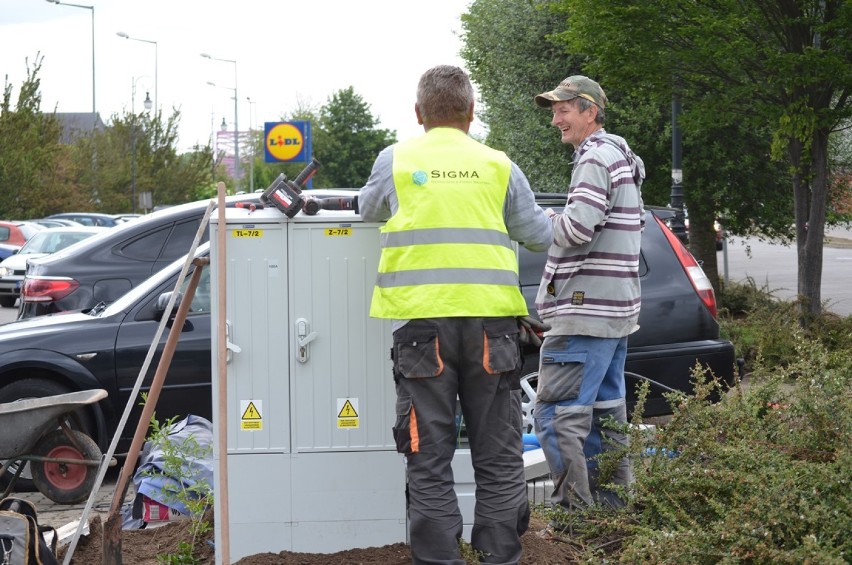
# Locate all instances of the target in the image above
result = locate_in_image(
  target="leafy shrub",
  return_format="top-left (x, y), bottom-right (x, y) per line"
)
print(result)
top-left (718, 279), bottom-right (852, 372)
top-left (552, 287), bottom-right (852, 563)
top-left (142, 413), bottom-right (213, 565)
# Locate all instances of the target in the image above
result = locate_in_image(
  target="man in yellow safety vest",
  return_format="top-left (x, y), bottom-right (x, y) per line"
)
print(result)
top-left (359, 64), bottom-right (553, 565)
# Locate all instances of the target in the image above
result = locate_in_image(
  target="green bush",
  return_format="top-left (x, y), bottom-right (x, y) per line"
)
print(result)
top-left (718, 279), bottom-right (852, 372)
top-left (553, 285), bottom-right (852, 563)
top-left (141, 411), bottom-right (213, 565)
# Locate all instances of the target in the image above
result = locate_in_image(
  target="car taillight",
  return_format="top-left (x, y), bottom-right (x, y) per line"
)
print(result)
top-left (21, 277), bottom-right (80, 303)
top-left (654, 215), bottom-right (718, 318)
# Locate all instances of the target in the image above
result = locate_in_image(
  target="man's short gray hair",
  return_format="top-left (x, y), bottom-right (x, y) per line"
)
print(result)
top-left (575, 97), bottom-right (606, 125)
top-left (416, 65), bottom-right (474, 124)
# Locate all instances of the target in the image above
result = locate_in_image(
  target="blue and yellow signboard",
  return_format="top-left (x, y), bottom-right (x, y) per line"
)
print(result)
top-left (264, 121), bottom-right (311, 163)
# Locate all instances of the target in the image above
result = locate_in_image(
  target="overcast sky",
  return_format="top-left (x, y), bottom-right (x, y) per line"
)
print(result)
top-left (1, 0), bottom-right (476, 152)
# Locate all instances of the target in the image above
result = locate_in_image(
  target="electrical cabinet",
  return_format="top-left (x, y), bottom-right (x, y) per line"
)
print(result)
top-left (210, 204), bottom-right (406, 563)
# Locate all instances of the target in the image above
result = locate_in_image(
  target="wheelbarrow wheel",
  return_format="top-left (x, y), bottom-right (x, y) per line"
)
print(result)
top-left (30, 429), bottom-right (100, 505)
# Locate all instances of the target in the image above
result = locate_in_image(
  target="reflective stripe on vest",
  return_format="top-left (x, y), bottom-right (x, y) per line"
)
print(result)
top-left (369, 128), bottom-right (528, 319)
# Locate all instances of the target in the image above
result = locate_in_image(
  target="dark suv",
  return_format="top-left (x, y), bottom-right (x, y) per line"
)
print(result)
top-left (19, 194), bottom-right (259, 318)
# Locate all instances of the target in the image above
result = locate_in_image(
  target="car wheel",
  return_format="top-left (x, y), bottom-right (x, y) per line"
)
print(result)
top-left (0, 379), bottom-right (84, 492)
top-left (0, 296), bottom-right (15, 308)
top-left (519, 370), bottom-right (538, 435)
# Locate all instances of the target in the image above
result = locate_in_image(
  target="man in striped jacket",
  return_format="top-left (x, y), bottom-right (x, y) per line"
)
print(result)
top-left (531, 76), bottom-right (646, 538)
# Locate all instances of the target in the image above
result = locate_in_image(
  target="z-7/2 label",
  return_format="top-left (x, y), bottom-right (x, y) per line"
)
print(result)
top-left (324, 227), bottom-right (352, 236)
top-left (233, 229), bottom-right (263, 238)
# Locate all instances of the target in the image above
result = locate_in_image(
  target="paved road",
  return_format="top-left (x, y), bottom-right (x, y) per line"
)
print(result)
top-left (718, 229), bottom-right (852, 316)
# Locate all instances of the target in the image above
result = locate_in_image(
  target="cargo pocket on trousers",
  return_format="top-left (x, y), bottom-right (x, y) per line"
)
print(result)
top-left (482, 318), bottom-right (521, 375)
top-left (536, 351), bottom-right (587, 402)
top-left (394, 322), bottom-right (444, 378)
top-left (392, 396), bottom-right (419, 454)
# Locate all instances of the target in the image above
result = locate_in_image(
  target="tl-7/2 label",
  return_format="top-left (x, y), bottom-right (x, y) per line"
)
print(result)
top-left (233, 229), bottom-right (263, 238)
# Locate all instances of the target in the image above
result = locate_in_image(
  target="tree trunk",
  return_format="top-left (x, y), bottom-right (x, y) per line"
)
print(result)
top-left (687, 205), bottom-right (720, 295)
top-left (800, 128), bottom-right (831, 320)
top-left (792, 127), bottom-right (831, 324)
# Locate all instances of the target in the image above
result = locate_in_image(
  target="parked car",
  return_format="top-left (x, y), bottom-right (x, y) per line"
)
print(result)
top-left (0, 226), bottom-right (107, 308)
top-left (112, 214), bottom-right (144, 223)
top-left (0, 221), bottom-right (44, 247)
top-left (29, 218), bottom-right (83, 229)
top-left (44, 212), bottom-right (122, 228)
top-left (20, 193), bottom-right (259, 318)
top-left (0, 242), bottom-right (213, 490)
top-left (0, 244), bottom-right (21, 261)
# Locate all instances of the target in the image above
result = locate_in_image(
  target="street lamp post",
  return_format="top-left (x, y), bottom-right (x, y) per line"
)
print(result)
top-left (207, 82), bottom-right (238, 190)
top-left (46, 0), bottom-right (95, 115)
top-left (116, 32), bottom-right (158, 112)
top-left (131, 78), bottom-right (153, 214)
top-left (670, 93), bottom-right (687, 242)
top-left (201, 53), bottom-right (240, 191)
top-left (247, 96), bottom-right (256, 193)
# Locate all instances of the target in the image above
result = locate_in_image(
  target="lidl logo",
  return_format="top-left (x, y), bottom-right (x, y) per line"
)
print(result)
top-left (265, 121), bottom-right (311, 163)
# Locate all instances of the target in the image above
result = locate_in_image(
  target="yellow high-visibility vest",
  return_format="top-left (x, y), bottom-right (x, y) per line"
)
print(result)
top-left (370, 128), bottom-right (528, 319)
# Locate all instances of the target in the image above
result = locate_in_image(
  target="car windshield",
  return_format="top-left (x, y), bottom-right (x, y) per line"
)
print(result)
top-left (98, 242), bottom-right (211, 318)
top-left (18, 231), bottom-right (97, 254)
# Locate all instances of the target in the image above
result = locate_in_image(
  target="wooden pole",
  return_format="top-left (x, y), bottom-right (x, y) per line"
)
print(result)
top-left (216, 181), bottom-right (231, 564)
top-left (102, 260), bottom-right (206, 564)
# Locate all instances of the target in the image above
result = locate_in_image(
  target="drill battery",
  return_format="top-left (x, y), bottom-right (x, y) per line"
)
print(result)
top-left (260, 174), bottom-right (305, 218)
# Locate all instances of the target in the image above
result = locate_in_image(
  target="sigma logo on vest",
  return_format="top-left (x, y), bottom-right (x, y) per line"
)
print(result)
top-left (430, 170), bottom-right (480, 179)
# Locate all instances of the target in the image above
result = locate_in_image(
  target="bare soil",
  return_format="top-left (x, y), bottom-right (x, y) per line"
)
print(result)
top-left (60, 513), bottom-right (582, 564)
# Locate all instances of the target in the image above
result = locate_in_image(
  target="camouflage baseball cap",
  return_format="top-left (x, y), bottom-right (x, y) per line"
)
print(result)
top-left (534, 75), bottom-right (607, 109)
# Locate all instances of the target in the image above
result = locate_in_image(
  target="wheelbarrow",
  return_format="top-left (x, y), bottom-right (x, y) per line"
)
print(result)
top-left (0, 389), bottom-right (107, 505)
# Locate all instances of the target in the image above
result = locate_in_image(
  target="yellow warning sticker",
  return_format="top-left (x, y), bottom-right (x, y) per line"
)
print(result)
top-left (324, 228), bottom-right (352, 237)
top-left (337, 398), bottom-right (359, 429)
top-left (240, 400), bottom-right (263, 431)
top-left (233, 229), bottom-right (263, 238)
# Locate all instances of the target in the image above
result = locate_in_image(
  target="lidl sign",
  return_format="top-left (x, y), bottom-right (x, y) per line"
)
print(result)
top-left (265, 121), bottom-right (311, 163)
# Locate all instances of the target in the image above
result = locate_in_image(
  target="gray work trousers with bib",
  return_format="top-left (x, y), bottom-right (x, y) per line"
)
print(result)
top-left (392, 317), bottom-right (530, 565)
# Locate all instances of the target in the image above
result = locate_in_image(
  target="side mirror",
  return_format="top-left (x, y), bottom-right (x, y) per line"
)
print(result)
top-left (155, 291), bottom-right (183, 320)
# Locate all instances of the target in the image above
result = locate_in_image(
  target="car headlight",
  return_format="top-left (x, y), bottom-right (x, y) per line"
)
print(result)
top-left (0, 267), bottom-right (10, 277)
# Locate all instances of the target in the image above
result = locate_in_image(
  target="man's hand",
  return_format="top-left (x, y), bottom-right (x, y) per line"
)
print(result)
top-left (517, 316), bottom-right (551, 347)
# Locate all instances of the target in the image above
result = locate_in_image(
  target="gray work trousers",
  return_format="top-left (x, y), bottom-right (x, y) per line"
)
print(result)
top-left (391, 317), bottom-right (530, 565)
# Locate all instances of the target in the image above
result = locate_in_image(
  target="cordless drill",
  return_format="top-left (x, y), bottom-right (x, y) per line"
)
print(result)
top-left (260, 159), bottom-right (321, 218)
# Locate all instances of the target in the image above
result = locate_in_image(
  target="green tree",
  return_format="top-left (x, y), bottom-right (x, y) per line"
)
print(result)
top-left (0, 54), bottom-right (71, 218)
top-left (460, 0), bottom-right (673, 208)
top-left (313, 87), bottom-right (396, 188)
top-left (70, 109), bottom-right (213, 212)
top-left (561, 0), bottom-right (852, 320)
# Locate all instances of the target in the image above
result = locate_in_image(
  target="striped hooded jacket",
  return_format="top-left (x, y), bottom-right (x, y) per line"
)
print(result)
top-left (535, 129), bottom-right (646, 338)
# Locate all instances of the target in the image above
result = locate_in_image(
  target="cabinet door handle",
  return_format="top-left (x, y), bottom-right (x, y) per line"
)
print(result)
top-left (295, 318), bottom-right (318, 363)
top-left (225, 320), bottom-right (242, 364)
